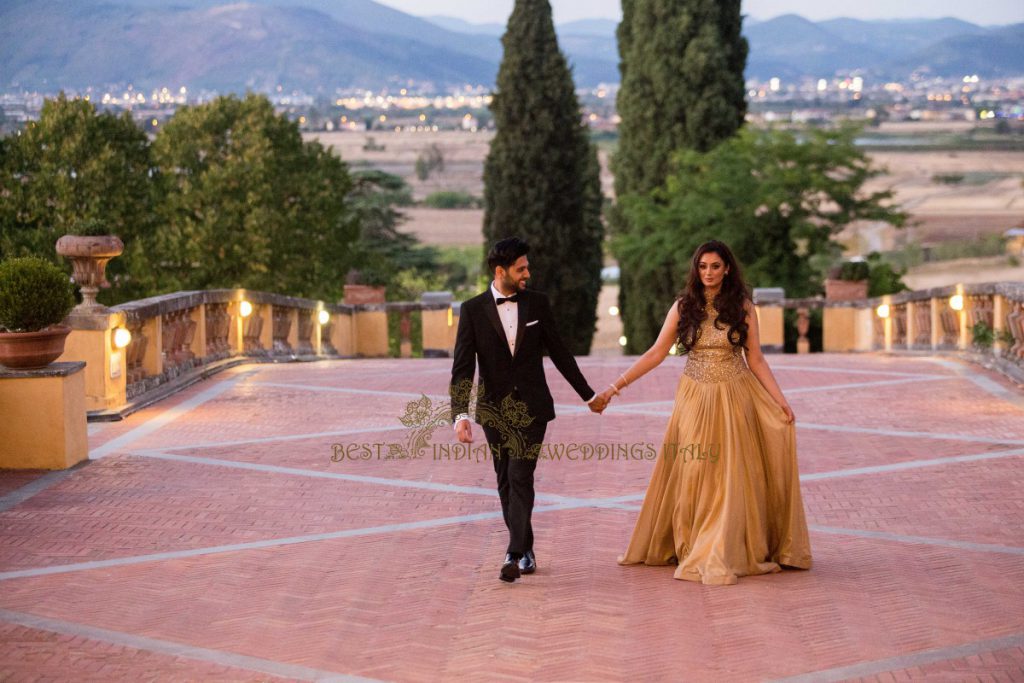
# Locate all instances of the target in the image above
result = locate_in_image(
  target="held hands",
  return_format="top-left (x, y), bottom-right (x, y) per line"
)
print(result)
top-left (591, 374), bottom-right (630, 415)
top-left (589, 387), bottom-right (618, 414)
top-left (589, 392), bottom-right (611, 414)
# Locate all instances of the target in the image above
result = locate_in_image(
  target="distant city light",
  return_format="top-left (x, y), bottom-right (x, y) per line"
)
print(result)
top-left (817, 79), bottom-right (827, 92)
top-left (769, 77), bottom-right (780, 92)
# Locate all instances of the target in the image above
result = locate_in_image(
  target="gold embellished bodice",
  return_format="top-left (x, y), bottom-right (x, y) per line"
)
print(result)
top-left (682, 298), bottom-right (748, 384)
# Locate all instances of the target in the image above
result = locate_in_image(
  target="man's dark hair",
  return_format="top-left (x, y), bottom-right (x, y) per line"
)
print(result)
top-left (486, 237), bottom-right (530, 273)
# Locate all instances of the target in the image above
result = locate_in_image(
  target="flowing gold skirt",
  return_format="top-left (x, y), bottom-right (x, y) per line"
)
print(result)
top-left (617, 369), bottom-right (813, 585)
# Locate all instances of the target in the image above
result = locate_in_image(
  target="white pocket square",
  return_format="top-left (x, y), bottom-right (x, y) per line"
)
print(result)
top-left (525, 320), bottom-right (540, 327)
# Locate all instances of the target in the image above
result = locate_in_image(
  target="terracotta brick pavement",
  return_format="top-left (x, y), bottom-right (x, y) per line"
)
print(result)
top-left (1, 353), bottom-right (1023, 682)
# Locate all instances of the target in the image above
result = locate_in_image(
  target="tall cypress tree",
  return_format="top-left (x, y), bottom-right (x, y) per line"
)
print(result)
top-left (612, 0), bottom-right (748, 352)
top-left (483, 0), bottom-right (604, 356)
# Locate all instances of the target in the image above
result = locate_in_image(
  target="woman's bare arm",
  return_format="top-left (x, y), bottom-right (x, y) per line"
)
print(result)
top-left (742, 298), bottom-right (795, 424)
top-left (597, 302), bottom-right (680, 404)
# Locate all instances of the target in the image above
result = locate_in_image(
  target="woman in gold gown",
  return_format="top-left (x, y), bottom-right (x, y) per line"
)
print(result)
top-left (600, 240), bottom-right (812, 585)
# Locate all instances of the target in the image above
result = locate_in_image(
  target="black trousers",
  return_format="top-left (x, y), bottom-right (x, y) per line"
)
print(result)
top-left (482, 417), bottom-right (548, 557)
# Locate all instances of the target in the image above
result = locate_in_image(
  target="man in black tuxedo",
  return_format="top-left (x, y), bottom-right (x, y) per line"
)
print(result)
top-left (450, 237), bottom-right (606, 583)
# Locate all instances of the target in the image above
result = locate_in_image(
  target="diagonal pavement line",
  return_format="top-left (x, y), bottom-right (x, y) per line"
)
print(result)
top-left (608, 406), bottom-right (1024, 446)
top-left (89, 369), bottom-right (262, 460)
top-left (799, 445), bottom-right (1024, 480)
top-left (594, 511), bottom-right (1024, 555)
top-left (0, 500), bottom-right (596, 582)
top-left (807, 524), bottom-right (1024, 556)
top-left (760, 365), bottom-right (952, 378)
top-left (0, 460), bottom-right (93, 514)
top-left (783, 375), bottom-right (953, 393)
top-left (140, 406), bottom-right (594, 453)
top-left (927, 357), bottom-right (1024, 409)
top-left (251, 381), bottom-right (452, 400)
top-left (605, 446), bottom-right (1024, 504)
top-left (125, 448), bottom-right (578, 503)
top-left (142, 423), bottom-right (415, 453)
top-left (768, 630), bottom-right (1024, 683)
top-left (796, 422), bottom-right (1024, 446)
top-left (0, 608), bottom-right (379, 683)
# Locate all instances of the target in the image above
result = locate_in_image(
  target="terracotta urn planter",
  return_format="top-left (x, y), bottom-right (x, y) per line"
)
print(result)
top-left (55, 234), bottom-right (124, 311)
top-left (824, 278), bottom-right (868, 301)
top-left (0, 325), bottom-right (72, 370)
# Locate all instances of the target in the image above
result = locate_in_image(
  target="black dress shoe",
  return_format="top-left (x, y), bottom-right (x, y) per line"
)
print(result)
top-left (500, 553), bottom-right (521, 582)
top-left (518, 550), bottom-right (536, 574)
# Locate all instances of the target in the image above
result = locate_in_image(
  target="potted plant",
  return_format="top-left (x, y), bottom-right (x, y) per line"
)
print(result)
top-left (825, 260), bottom-right (870, 300)
top-left (0, 256), bottom-right (76, 369)
top-left (55, 218), bottom-right (124, 311)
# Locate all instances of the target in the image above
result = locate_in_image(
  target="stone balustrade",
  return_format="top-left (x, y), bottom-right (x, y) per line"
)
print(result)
top-left (772, 281), bottom-right (1023, 382)
top-left (56, 289), bottom-right (457, 418)
top-left (52, 281), bottom-right (1023, 420)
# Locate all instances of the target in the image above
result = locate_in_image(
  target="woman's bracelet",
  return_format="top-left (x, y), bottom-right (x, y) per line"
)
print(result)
top-left (608, 383), bottom-right (620, 396)
top-left (619, 373), bottom-right (630, 387)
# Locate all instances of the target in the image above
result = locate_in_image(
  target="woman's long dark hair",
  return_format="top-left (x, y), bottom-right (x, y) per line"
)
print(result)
top-left (675, 240), bottom-right (752, 354)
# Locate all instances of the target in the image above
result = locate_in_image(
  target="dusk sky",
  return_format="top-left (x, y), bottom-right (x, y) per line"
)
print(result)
top-left (376, 0), bottom-right (1024, 26)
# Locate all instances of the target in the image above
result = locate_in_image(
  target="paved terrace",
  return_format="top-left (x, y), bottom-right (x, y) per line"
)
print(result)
top-left (1, 353), bottom-right (1023, 682)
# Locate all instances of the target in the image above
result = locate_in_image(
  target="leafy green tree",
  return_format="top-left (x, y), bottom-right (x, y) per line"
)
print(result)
top-left (0, 93), bottom-right (156, 301)
top-left (612, 0), bottom-right (748, 352)
top-left (614, 126), bottom-right (907, 346)
top-left (346, 169), bottom-right (435, 291)
top-left (150, 93), bottom-right (358, 300)
top-left (864, 252), bottom-right (909, 297)
top-left (483, 0), bottom-right (604, 355)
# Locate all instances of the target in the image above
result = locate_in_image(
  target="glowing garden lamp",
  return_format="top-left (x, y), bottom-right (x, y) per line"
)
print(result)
top-left (112, 327), bottom-right (132, 350)
top-left (239, 300), bottom-right (254, 318)
top-left (949, 294), bottom-right (964, 311)
top-left (876, 303), bottom-right (890, 319)
top-left (317, 310), bottom-right (330, 326)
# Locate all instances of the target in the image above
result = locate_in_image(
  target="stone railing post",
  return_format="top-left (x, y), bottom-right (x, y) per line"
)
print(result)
top-left (421, 292), bottom-right (455, 358)
top-left (355, 304), bottom-right (389, 357)
top-left (752, 288), bottom-right (784, 353)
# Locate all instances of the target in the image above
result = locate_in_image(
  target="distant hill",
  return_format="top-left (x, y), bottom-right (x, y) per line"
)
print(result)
top-left (896, 23), bottom-right (1024, 77)
top-left (744, 14), bottom-right (886, 79)
top-left (431, 11), bottom-right (1022, 80)
top-left (0, 0), bottom-right (1021, 91)
top-left (817, 17), bottom-right (987, 57)
top-left (0, 0), bottom-right (498, 91)
top-left (424, 15), bottom-right (505, 37)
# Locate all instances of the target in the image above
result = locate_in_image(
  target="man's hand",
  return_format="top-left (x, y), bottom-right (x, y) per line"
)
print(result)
top-left (455, 419), bottom-right (473, 443)
top-left (589, 392), bottom-right (610, 414)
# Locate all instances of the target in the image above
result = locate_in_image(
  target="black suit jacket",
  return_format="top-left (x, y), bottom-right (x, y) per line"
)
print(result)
top-left (450, 288), bottom-right (594, 426)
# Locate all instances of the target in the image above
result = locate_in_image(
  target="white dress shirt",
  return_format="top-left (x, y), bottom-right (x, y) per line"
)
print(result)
top-left (454, 282), bottom-right (598, 429)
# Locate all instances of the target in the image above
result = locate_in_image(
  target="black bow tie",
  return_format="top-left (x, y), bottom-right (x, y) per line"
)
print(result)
top-left (496, 293), bottom-right (520, 305)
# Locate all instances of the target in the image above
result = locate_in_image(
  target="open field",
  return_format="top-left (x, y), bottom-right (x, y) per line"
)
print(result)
top-left (308, 129), bottom-right (1024, 288)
